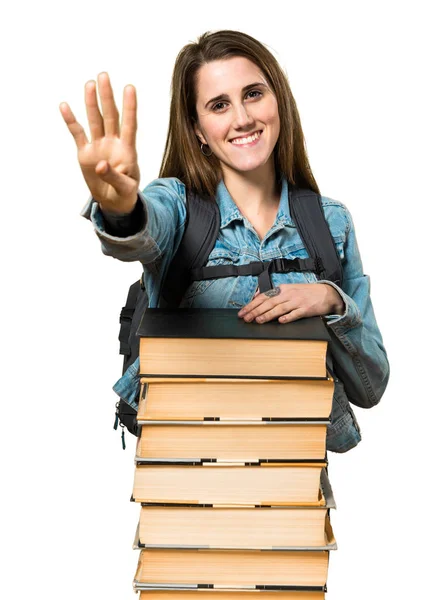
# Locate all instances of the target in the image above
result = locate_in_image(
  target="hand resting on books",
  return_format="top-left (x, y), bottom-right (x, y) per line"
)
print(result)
top-left (237, 283), bottom-right (345, 324)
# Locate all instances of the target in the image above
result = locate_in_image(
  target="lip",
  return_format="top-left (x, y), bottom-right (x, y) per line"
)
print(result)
top-left (229, 130), bottom-right (263, 143)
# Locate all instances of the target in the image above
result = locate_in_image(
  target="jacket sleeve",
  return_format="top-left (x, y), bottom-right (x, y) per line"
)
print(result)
top-left (100, 195), bottom-right (146, 237)
top-left (316, 206), bottom-right (390, 409)
top-left (79, 177), bottom-right (187, 266)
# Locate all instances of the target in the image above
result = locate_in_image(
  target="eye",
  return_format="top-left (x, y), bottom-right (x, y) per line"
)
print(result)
top-left (211, 89), bottom-right (263, 112)
top-left (247, 90), bottom-right (262, 100)
top-left (212, 101), bottom-right (227, 112)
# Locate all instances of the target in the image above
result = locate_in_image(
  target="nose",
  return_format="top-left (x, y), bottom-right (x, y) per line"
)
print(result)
top-left (232, 102), bottom-right (255, 130)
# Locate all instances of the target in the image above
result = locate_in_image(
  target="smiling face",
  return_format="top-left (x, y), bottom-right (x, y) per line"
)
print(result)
top-left (193, 56), bottom-right (281, 179)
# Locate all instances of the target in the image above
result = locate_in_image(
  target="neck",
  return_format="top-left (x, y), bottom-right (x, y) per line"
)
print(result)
top-left (221, 161), bottom-right (281, 215)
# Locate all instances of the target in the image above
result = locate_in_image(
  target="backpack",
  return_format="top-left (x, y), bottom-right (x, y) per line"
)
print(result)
top-left (114, 183), bottom-right (343, 445)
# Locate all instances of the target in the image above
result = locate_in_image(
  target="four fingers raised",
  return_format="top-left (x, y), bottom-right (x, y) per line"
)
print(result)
top-left (60, 72), bottom-right (138, 148)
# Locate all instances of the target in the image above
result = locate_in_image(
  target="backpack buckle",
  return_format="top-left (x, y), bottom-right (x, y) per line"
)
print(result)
top-left (119, 307), bottom-right (135, 323)
top-left (274, 257), bottom-right (296, 273)
top-left (276, 258), bottom-right (286, 272)
top-left (314, 256), bottom-right (325, 275)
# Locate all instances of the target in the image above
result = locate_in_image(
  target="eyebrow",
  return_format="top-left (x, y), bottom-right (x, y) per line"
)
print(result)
top-left (204, 82), bottom-right (268, 109)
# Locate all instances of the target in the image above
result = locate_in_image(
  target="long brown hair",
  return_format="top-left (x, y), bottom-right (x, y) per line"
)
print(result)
top-left (159, 29), bottom-right (320, 197)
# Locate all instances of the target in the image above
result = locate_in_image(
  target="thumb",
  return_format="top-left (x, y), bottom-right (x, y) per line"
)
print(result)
top-left (95, 161), bottom-right (136, 197)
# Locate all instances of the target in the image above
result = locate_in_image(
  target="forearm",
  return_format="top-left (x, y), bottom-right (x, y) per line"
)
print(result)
top-left (318, 277), bottom-right (390, 409)
top-left (81, 189), bottom-right (161, 263)
top-left (80, 177), bottom-right (187, 265)
top-left (314, 199), bottom-right (390, 409)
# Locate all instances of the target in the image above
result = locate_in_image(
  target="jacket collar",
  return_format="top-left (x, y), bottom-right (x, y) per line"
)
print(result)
top-left (216, 174), bottom-right (294, 229)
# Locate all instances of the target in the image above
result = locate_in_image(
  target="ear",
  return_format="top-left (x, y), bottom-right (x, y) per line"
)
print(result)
top-left (193, 122), bottom-right (207, 146)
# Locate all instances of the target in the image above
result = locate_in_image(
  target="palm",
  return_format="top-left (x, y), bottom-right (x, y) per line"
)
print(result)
top-left (60, 72), bottom-right (140, 214)
top-left (78, 136), bottom-right (139, 206)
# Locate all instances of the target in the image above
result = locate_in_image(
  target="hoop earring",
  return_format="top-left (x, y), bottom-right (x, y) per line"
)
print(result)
top-left (200, 143), bottom-right (213, 157)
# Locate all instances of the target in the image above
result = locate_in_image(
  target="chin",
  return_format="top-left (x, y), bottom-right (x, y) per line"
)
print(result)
top-left (231, 158), bottom-right (271, 174)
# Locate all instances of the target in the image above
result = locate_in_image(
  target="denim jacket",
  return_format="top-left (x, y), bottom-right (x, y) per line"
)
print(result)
top-left (80, 174), bottom-right (390, 453)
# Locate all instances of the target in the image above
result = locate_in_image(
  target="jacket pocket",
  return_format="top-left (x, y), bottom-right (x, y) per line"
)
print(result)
top-left (180, 249), bottom-right (240, 303)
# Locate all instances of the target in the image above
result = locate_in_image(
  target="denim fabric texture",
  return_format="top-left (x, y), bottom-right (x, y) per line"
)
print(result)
top-left (80, 174), bottom-right (389, 453)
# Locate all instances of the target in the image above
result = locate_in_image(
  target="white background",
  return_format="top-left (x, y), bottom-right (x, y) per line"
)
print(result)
top-left (2, 1), bottom-right (437, 598)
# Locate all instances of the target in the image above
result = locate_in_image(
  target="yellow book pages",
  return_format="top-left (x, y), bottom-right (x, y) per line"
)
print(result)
top-left (134, 548), bottom-right (329, 587)
top-left (137, 424), bottom-right (327, 461)
top-left (138, 378), bottom-right (334, 421)
top-left (138, 505), bottom-right (329, 548)
top-left (132, 464), bottom-right (324, 505)
top-left (139, 338), bottom-right (328, 378)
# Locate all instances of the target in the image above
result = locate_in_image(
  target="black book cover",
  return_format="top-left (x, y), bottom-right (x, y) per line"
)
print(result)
top-left (137, 308), bottom-right (330, 342)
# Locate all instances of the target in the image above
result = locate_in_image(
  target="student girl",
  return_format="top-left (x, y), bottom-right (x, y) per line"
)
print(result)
top-left (60, 30), bottom-right (389, 452)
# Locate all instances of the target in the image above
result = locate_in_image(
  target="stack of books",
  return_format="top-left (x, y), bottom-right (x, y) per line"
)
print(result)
top-left (130, 308), bottom-right (337, 598)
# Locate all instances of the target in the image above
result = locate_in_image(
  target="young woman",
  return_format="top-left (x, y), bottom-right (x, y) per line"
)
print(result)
top-left (60, 29), bottom-right (389, 452)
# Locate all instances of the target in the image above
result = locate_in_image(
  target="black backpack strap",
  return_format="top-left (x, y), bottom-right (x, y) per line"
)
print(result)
top-left (119, 275), bottom-right (149, 374)
top-left (191, 256), bottom-right (323, 293)
top-left (119, 280), bottom-right (141, 358)
top-left (160, 189), bottom-right (220, 307)
top-left (288, 185), bottom-right (343, 286)
top-left (116, 276), bottom-right (148, 443)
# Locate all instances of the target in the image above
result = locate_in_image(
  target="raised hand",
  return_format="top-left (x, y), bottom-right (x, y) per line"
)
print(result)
top-left (59, 72), bottom-right (140, 215)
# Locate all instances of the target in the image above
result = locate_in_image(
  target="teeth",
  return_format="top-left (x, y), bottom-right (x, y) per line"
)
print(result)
top-left (231, 131), bottom-right (261, 145)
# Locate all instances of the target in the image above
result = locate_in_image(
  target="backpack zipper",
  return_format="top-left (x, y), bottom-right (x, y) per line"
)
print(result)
top-left (114, 401), bottom-right (127, 450)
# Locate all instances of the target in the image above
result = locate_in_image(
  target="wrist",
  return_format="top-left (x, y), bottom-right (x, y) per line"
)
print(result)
top-left (332, 297), bottom-right (346, 315)
top-left (99, 196), bottom-right (138, 218)
top-left (324, 284), bottom-right (345, 315)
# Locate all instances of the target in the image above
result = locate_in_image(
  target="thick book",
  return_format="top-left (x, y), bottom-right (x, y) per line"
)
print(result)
top-left (132, 463), bottom-right (326, 506)
top-left (137, 377), bottom-right (334, 422)
top-left (135, 510), bottom-right (336, 550)
top-left (135, 423), bottom-right (328, 462)
top-left (133, 547), bottom-right (330, 591)
top-left (137, 309), bottom-right (331, 379)
top-left (137, 468), bottom-right (336, 509)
